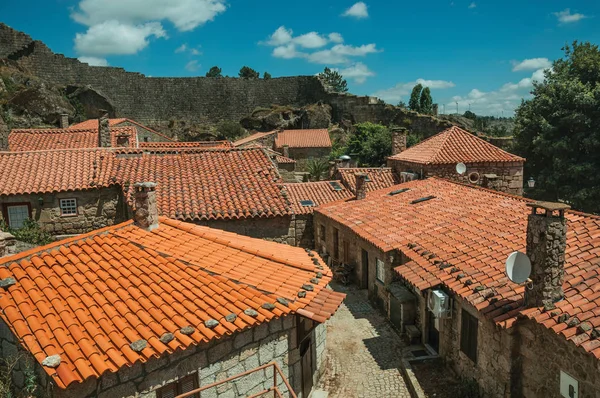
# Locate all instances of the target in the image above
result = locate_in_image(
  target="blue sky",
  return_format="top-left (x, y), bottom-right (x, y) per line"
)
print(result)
top-left (1, 0), bottom-right (598, 116)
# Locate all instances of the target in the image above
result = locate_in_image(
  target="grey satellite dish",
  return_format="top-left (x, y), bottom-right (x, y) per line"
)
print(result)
top-left (339, 155), bottom-right (351, 161)
top-left (505, 251), bottom-right (531, 284)
top-left (456, 162), bottom-right (467, 175)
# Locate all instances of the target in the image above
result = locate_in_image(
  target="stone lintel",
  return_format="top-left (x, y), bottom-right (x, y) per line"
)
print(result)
top-left (527, 201), bottom-right (571, 216)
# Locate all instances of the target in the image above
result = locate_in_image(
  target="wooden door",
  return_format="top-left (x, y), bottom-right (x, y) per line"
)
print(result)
top-left (300, 338), bottom-right (313, 397)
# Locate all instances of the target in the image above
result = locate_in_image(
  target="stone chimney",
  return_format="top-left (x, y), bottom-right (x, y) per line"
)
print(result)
top-left (355, 173), bottom-right (368, 200)
top-left (98, 110), bottom-right (111, 148)
top-left (391, 127), bottom-right (408, 156)
top-left (60, 114), bottom-right (69, 129)
top-left (133, 182), bottom-right (159, 231)
top-left (282, 145), bottom-right (290, 158)
top-left (525, 201), bottom-right (570, 308)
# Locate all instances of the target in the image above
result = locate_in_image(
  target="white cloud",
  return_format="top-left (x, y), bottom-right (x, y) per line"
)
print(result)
top-left (74, 20), bottom-right (166, 56)
top-left (371, 78), bottom-right (455, 103)
top-left (78, 56), bottom-right (109, 66)
top-left (342, 2), bottom-right (369, 19)
top-left (308, 43), bottom-right (380, 64)
top-left (185, 60), bottom-right (200, 72)
top-left (294, 32), bottom-right (329, 48)
top-left (72, 0), bottom-right (227, 32)
top-left (266, 26), bottom-right (294, 46)
top-left (468, 2), bottom-right (476, 9)
top-left (175, 43), bottom-right (187, 53)
top-left (512, 57), bottom-right (551, 71)
top-left (553, 8), bottom-right (588, 24)
top-left (468, 89), bottom-right (485, 99)
top-left (175, 43), bottom-right (201, 55)
top-left (335, 62), bottom-right (374, 84)
top-left (272, 44), bottom-right (306, 59)
top-left (328, 32), bottom-right (344, 43)
top-left (532, 68), bottom-right (547, 82)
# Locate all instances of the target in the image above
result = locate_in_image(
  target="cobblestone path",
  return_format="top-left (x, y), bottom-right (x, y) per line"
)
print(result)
top-left (314, 283), bottom-right (411, 398)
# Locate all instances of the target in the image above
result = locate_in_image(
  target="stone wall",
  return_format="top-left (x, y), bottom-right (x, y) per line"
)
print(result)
top-left (0, 187), bottom-right (127, 236)
top-left (284, 147), bottom-right (331, 171)
top-left (119, 121), bottom-right (171, 143)
top-left (196, 215), bottom-right (296, 245)
top-left (389, 160), bottom-right (524, 195)
top-left (516, 318), bottom-right (600, 398)
top-left (0, 230), bottom-right (16, 257)
top-left (0, 314), bottom-right (328, 398)
top-left (294, 214), bottom-right (313, 248)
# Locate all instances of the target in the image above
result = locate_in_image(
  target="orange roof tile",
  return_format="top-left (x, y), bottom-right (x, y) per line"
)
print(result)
top-left (388, 126), bottom-right (524, 164)
top-left (8, 127), bottom-right (138, 151)
top-left (232, 131), bottom-right (277, 147)
top-left (0, 217), bottom-right (344, 389)
top-left (274, 129), bottom-right (332, 149)
top-left (337, 167), bottom-right (399, 193)
top-left (69, 118), bottom-right (174, 142)
top-left (0, 147), bottom-right (293, 221)
top-left (316, 178), bottom-right (600, 357)
top-left (275, 154), bottom-right (296, 164)
top-left (139, 140), bottom-right (232, 149)
top-left (283, 181), bottom-right (354, 214)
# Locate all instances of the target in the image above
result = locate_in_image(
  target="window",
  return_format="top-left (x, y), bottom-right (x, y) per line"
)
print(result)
top-left (4, 204), bottom-right (31, 229)
top-left (144, 136), bottom-right (150, 142)
top-left (376, 258), bottom-right (385, 283)
top-left (333, 228), bottom-right (339, 260)
top-left (157, 373), bottom-right (199, 398)
top-left (300, 200), bottom-right (315, 207)
top-left (319, 224), bottom-right (326, 243)
top-left (343, 240), bottom-right (350, 264)
top-left (460, 309), bottom-right (478, 363)
top-left (59, 199), bottom-right (78, 216)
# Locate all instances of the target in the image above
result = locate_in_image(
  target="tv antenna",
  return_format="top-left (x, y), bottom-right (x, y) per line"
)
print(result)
top-left (505, 251), bottom-right (532, 284)
top-left (455, 162), bottom-right (466, 175)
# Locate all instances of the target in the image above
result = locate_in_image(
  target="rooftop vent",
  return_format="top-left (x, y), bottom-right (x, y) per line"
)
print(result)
top-left (410, 195), bottom-right (436, 204)
top-left (300, 200), bottom-right (315, 207)
top-left (388, 188), bottom-right (410, 196)
top-left (329, 181), bottom-right (343, 191)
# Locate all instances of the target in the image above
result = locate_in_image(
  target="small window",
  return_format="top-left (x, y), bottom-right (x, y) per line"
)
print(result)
top-left (144, 136), bottom-right (150, 142)
top-left (460, 309), bottom-right (478, 363)
top-left (376, 258), bottom-right (385, 283)
top-left (320, 224), bottom-right (326, 243)
top-left (59, 199), bottom-right (78, 216)
top-left (300, 200), bottom-right (315, 207)
top-left (328, 181), bottom-right (343, 191)
top-left (157, 373), bottom-right (199, 398)
top-left (4, 204), bottom-right (31, 229)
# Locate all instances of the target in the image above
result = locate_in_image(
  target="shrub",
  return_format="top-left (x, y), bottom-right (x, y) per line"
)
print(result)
top-left (0, 218), bottom-right (52, 245)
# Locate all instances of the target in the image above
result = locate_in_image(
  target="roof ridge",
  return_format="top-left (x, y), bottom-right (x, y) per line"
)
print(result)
top-left (429, 126), bottom-right (458, 164)
top-left (0, 220), bottom-right (134, 266)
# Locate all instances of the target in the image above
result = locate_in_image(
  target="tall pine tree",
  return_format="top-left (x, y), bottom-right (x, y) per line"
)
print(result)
top-left (419, 87), bottom-right (433, 114)
top-left (408, 84), bottom-right (423, 112)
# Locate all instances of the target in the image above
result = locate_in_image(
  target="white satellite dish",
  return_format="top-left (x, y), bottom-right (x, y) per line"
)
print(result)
top-left (456, 162), bottom-right (467, 175)
top-left (505, 251), bottom-right (531, 284)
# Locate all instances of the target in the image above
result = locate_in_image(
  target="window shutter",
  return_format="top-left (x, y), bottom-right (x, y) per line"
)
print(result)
top-left (157, 384), bottom-right (177, 398)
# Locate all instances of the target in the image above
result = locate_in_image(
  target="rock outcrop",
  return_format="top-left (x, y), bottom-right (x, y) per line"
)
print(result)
top-left (241, 103), bottom-right (332, 131)
top-left (8, 85), bottom-right (74, 125)
top-left (66, 85), bottom-right (116, 119)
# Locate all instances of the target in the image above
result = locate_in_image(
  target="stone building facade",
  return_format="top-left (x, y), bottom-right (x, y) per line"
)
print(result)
top-left (0, 299), bottom-right (327, 398)
top-left (0, 186), bottom-right (127, 236)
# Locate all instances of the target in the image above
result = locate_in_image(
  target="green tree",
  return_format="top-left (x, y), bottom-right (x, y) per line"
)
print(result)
top-left (239, 66), bottom-right (260, 79)
top-left (318, 67), bottom-right (348, 93)
top-left (408, 83), bottom-right (423, 112)
top-left (419, 87), bottom-right (433, 114)
top-left (514, 41), bottom-right (600, 213)
top-left (205, 66), bottom-right (222, 78)
top-left (306, 158), bottom-right (329, 181)
top-left (346, 122), bottom-right (392, 166)
top-left (215, 121), bottom-right (245, 140)
top-left (463, 110), bottom-right (477, 120)
top-left (397, 100), bottom-right (407, 109)
top-left (263, 71), bottom-right (272, 79)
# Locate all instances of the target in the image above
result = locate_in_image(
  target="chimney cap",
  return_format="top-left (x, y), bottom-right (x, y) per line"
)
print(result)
top-left (134, 182), bottom-right (157, 190)
top-left (355, 172), bottom-right (368, 178)
top-left (526, 201), bottom-right (570, 215)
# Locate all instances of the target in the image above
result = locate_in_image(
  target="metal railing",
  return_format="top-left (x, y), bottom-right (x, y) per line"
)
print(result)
top-left (175, 361), bottom-right (297, 398)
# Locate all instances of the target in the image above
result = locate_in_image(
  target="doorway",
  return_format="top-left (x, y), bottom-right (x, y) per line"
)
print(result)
top-left (300, 338), bottom-right (314, 397)
top-left (361, 249), bottom-right (369, 289)
top-left (427, 310), bottom-right (440, 352)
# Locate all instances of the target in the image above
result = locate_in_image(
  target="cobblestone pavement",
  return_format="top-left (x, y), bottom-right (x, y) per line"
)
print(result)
top-left (314, 283), bottom-right (411, 398)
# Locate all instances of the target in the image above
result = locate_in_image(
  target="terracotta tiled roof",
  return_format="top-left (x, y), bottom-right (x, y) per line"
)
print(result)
top-left (316, 178), bottom-right (600, 340)
top-left (275, 155), bottom-right (296, 164)
top-left (283, 181), bottom-right (354, 214)
top-left (139, 140), bottom-right (232, 149)
top-left (337, 167), bottom-right (399, 193)
top-left (0, 147), bottom-right (293, 221)
top-left (69, 118), bottom-right (174, 142)
top-left (388, 126), bottom-right (524, 164)
top-left (232, 131), bottom-right (277, 147)
top-left (68, 118), bottom-right (128, 129)
top-left (8, 127), bottom-right (138, 151)
top-left (274, 129), bottom-right (332, 149)
top-left (0, 217), bottom-right (344, 389)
